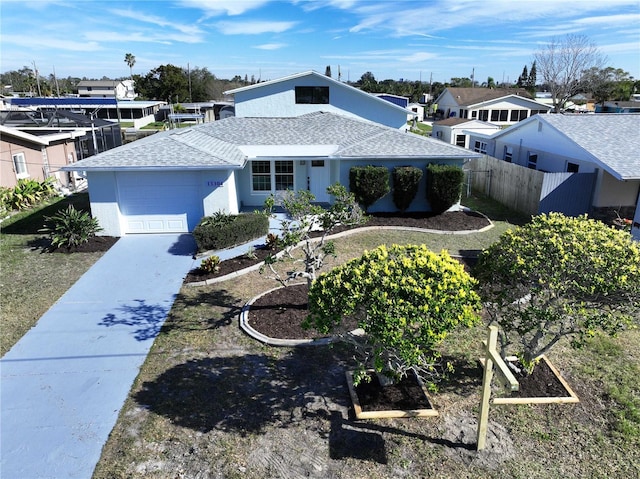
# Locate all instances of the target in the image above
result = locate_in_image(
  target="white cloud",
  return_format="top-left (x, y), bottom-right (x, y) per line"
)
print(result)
top-left (215, 20), bottom-right (298, 35)
top-left (1, 34), bottom-right (101, 52)
top-left (399, 52), bottom-right (438, 63)
top-left (110, 8), bottom-right (204, 36)
top-left (178, 0), bottom-right (270, 16)
top-left (254, 43), bottom-right (287, 50)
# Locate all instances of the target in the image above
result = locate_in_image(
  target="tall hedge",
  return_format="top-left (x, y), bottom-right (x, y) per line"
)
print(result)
top-left (426, 164), bottom-right (464, 214)
top-left (349, 165), bottom-right (390, 211)
top-left (193, 212), bottom-right (268, 252)
top-left (392, 166), bottom-right (423, 212)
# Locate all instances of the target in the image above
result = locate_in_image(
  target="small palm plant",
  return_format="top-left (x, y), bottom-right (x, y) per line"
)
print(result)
top-left (41, 205), bottom-right (103, 250)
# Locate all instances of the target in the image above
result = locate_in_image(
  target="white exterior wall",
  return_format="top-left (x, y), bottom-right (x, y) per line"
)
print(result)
top-left (487, 117), bottom-right (639, 210)
top-left (233, 76), bottom-right (408, 130)
top-left (87, 171), bottom-right (123, 236)
top-left (592, 171), bottom-right (639, 208)
top-left (202, 170), bottom-right (239, 215)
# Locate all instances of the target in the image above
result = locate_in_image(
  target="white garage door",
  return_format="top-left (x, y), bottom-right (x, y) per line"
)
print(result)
top-left (117, 171), bottom-right (203, 234)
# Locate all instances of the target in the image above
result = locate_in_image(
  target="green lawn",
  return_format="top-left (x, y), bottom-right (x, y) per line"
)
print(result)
top-left (0, 193), bottom-right (109, 356)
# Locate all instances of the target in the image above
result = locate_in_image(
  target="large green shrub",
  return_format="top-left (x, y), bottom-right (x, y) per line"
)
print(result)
top-left (392, 166), bottom-right (423, 212)
top-left (349, 165), bottom-right (390, 211)
top-left (426, 164), bottom-right (464, 214)
top-left (306, 244), bottom-right (481, 386)
top-left (193, 212), bottom-right (268, 252)
top-left (474, 213), bottom-right (640, 373)
top-left (42, 205), bottom-right (103, 250)
top-left (4, 178), bottom-right (57, 211)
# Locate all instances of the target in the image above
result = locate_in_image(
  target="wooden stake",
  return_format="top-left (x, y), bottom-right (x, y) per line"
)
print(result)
top-left (476, 325), bottom-right (519, 450)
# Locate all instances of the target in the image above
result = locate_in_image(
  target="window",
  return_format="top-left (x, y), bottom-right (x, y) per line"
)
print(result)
top-left (510, 110), bottom-right (528, 122)
top-left (455, 135), bottom-right (466, 147)
top-left (252, 161), bottom-right (272, 191)
top-left (527, 152), bottom-right (538, 169)
top-left (491, 110), bottom-right (509, 122)
top-left (471, 111), bottom-right (478, 119)
top-left (478, 109), bottom-right (489, 121)
top-left (473, 140), bottom-right (487, 154)
top-left (12, 153), bottom-right (28, 179)
top-left (567, 162), bottom-right (579, 173)
top-left (503, 146), bottom-right (513, 163)
top-left (251, 160), bottom-right (294, 192)
top-left (295, 86), bottom-right (329, 104)
top-left (275, 161), bottom-right (294, 190)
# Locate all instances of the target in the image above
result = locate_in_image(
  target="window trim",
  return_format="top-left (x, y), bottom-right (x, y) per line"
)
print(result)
top-left (251, 160), bottom-right (295, 193)
top-left (12, 152), bottom-right (29, 179)
top-left (295, 86), bottom-right (329, 104)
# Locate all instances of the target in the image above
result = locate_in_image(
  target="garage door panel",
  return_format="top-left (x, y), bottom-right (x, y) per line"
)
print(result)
top-left (117, 172), bottom-right (202, 234)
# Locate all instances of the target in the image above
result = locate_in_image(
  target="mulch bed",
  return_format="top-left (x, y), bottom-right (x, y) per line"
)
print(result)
top-left (48, 236), bottom-right (119, 253)
top-left (507, 359), bottom-right (571, 398)
top-left (354, 371), bottom-right (433, 412)
top-left (184, 210), bottom-right (489, 283)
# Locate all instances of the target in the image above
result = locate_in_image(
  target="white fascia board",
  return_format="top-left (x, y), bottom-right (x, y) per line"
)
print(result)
top-left (239, 144), bottom-right (339, 157)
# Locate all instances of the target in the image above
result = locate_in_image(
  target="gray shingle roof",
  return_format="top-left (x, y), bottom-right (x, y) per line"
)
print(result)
top-left (65, 112), bottom-right (479, 171)
top-left (539, 114), bottom-right (640, 180)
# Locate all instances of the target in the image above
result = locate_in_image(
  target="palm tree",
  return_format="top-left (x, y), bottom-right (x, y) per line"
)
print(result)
top-left (124, 53), bottom-right (136, 78)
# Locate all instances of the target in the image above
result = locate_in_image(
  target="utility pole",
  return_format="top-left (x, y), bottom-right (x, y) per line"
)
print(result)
top-left (32, 61), bottom-right (42, 96)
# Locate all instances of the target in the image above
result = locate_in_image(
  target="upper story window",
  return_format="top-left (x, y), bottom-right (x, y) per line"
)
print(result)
top-left (295, 86), bottom-right (329, 104)
top-left (473, 140), bottom-right (488, 154)
top-left (12, 152), bottom-right (29, 179)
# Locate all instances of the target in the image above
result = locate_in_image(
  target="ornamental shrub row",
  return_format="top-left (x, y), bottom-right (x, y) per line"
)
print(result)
top-left (193, 212), bottom-right (268, 252)
top-left (348, 164), bottom-right (463, 213)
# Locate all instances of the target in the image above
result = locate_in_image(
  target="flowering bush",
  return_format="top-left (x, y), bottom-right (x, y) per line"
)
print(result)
top-left (305, 244), bottom-right (481, 386)
top-left (474, 213), bottom-right (640, 373)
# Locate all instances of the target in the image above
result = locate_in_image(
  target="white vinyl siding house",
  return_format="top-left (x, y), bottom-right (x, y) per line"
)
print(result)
top-left (467, 114), bottom-right (640, 240)
top-left (63, 112), bottom-right (480, 237)
top-left (434, 87), bottom-right (551, 126)
top-left (225, 71), bottom-right (411, 130)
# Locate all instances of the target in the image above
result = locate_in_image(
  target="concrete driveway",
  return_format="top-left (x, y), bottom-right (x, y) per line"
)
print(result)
top-left (1, 234), bottom-right (197, 479)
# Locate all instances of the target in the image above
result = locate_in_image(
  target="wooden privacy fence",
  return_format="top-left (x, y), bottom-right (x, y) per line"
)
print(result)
top-left (465, 156), bottom-right (596, 217)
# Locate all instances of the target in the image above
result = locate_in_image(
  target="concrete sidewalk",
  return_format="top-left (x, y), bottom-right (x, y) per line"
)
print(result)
top-left (1, 234), bottom-right (198, 479)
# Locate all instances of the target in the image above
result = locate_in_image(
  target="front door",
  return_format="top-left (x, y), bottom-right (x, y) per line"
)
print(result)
top-left (308, 160), bottom-right (330, 202)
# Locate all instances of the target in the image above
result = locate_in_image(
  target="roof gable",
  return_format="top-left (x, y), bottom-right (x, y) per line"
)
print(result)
top-left (437, 87), bottom-right (534, 106)
top-left (224, 70), bottom-right (410, 116)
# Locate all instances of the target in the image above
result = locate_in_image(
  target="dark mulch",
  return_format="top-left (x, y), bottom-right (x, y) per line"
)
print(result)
top-left (185, 246), bottom-right (279, 282)
top-left (185, 210), bottom-right (490, 283)
top-left (507, 359), bottom-right (572, 398)
top-left (248, 283), bottom-right (358, 340)
top-left (45, 236), bottom-right (120, 254)
top-left (354, 370), bottom-right (433, 412)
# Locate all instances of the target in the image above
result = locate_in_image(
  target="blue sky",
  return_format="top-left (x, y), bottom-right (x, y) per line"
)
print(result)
top-left (1, 0), bottom-right (639, 85)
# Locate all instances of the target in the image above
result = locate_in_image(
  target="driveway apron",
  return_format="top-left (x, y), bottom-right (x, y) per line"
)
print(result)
top-left (1, 234), bottom-right (197, 479)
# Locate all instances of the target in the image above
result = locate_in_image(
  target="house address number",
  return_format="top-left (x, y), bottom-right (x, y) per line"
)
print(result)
top-left (207, 180), bottom-right (223, 187)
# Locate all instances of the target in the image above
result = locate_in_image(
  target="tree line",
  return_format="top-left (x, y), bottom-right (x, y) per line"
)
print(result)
top-left (2, 35), bottom-right (637, 108)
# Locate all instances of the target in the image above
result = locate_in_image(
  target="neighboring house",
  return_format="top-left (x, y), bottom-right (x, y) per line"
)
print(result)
top-left (224, 71), bottom-right (412, 130)
top-left (535, 92), bottom-right (595, 113)
top-left (432, 118), bottom-right (501, 149)
top-left (77, 80), bottom-right (137, 100)
top-left (7, 97), bottom-right (166, 129)
top-left (0, 125), bottom-right (86, 189)
top-left (434, 87), bottom-right (551, 126)
top-left (62, 112), bottom-right (480, 237)
top-left (595, 101), bottom-right (640, 113)
top-left (468, 113), bottom-right (640, 240)
top-left (408, 103), bottom-right (425, 122)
